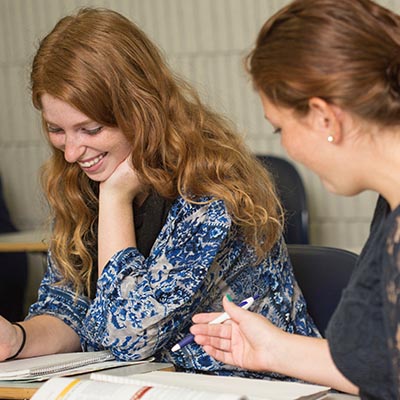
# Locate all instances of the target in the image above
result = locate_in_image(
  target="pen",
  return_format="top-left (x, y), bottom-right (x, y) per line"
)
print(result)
top-left (171, 295), bottom-right (259, 352)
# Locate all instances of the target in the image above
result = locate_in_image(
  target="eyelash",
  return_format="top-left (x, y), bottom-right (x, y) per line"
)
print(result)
top-left (84, 127), bottom-right (103, 135)
top-left (47, 126), bottom-right (104, 135)
top-left (47, 126), bottom-right (63, 134)
top-left (273, 128), bottom-right (282, 135)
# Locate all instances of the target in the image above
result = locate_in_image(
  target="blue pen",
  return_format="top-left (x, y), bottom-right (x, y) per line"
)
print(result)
top-left (171, 295), bottom-right (259, 352)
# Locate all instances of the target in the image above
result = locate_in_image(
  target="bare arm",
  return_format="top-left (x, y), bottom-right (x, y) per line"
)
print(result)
top-left (273, 330), bottom-right (357, 393)
top-left (98, 156), bottom-right (143, 274)
top-left (191, 296), bottom-right (358, 394)
top-left (0, 314), bottom-right (80, 361)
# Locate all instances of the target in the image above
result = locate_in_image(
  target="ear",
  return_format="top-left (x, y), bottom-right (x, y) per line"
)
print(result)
top-left (308, 97), bottom-right (344, 144)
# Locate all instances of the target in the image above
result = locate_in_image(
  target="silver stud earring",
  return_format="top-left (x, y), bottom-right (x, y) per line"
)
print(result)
top-left (327, 135), bottom-right (334, 143)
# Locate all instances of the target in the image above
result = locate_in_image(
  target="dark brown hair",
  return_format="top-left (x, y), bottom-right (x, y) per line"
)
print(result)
top-left (247, 0), bottom-right (400, 125)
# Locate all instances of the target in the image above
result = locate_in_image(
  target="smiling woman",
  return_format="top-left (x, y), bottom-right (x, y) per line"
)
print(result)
top-left (0, 6), bottom-right (320, 379)
top-left (41, 94), bottom-right (131, 180)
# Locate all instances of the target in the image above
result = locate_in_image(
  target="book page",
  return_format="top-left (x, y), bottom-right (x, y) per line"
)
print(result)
top-left (31, 377), bottom-right (247, 400)
top-left (91, 370), bottom-right (330, 400)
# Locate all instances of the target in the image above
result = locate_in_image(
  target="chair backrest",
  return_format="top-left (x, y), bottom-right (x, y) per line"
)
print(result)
top-left (0, 175), bottom-right (28, 322)
top-left (0, 176), bottom-right (17, 234)
top-left (257, 154), bottom-right (309, 244)
top-left (287, 244), bottom-right (358, 336)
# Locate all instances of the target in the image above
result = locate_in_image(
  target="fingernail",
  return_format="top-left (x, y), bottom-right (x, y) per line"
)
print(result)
top-left (226, 294), bottom-right (233, 302)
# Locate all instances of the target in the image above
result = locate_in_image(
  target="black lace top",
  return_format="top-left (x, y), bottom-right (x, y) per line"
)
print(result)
top-left (326, 196), bottom-right (400, 399)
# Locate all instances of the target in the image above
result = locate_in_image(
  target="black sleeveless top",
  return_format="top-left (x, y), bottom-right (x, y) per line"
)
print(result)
top-left (326, 196), bottom-right (400, 399)
top-left (133, 192), bottom-right (174, 257)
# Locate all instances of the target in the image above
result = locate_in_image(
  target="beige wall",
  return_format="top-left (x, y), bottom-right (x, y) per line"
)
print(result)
top-left (1, 0), bottom-right (398, 301)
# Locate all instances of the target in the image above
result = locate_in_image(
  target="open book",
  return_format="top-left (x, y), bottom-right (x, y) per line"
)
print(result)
top-left (0, 351), bottom-right (154, 382)
top-left (90, 369), bottom-right (330, 400)
top-left (30, 368), bottom-right (330, 400)
top-left (31, 376), bottom-right (247, 400)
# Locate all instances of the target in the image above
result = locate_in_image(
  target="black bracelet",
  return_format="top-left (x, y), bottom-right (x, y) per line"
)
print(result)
top-left (6, 322), bottom-right (26, 361)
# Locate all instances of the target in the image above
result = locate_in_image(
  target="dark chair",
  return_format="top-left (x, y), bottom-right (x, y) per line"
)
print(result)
top-left (0, 176), bottom-right (28, 322)
top-left (257, 154), bottom-right (309, 244)
top-left (287, 244), bottom-right (358, 336)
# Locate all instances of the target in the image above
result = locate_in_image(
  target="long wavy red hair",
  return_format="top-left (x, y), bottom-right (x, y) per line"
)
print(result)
top-left (31, 8), bottom-right (283, 296)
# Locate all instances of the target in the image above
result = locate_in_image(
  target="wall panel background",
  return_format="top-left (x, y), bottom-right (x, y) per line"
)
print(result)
top-left (1, 0), bottom-right (397, 301)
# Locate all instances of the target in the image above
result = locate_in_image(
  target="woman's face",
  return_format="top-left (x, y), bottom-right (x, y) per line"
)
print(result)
top-left (259, 92), bottom-right (322, 167)
top-left (41, 93), bottom-right (132, 182)
top-left (259, 92), bottom-right (355, 195)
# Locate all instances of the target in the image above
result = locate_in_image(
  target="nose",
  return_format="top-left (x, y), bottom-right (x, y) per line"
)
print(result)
top-left (63, 132), bottom-right (85, 163)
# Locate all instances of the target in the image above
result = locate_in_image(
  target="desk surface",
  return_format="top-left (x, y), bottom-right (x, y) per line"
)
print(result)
top-left (0, 230), bottom-right (48, 253)
top-left (0, 381), bottom-right (40, 399)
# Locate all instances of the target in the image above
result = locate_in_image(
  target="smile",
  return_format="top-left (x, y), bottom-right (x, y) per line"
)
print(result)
top-left (78, 153), bottom-right (106, 168)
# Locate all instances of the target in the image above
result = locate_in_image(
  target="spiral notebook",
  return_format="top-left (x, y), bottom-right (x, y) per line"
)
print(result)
top-left (0, 350), bottom-right (154, 382)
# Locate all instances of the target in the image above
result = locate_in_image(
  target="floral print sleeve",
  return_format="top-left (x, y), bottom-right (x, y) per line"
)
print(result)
top-left (384, 213), bottom-right (400, 397)
top-left (27, 255), bottom-right (91, 332)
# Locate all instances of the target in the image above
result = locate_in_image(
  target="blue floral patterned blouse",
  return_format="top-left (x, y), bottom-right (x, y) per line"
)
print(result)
top-left (27, 195), bottom-right (319, 378)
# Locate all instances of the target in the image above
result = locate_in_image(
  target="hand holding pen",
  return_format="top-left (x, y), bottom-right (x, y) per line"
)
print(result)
top-left (171, 295), bottom-right (259, 352)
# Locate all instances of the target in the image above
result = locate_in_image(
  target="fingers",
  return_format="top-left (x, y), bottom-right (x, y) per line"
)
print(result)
top-left (192, 312), bottom-right (223, 324)
top-left (190, 321), bottom-right (235, 366)
top-left (194, 333), bottom-right (232, 352)
top-left (190, 321), bottom-right (232, 340)
top-left (192, 295), bottom-right (248, 324)
top-left (222, 295), bottom-right (247, 318)
top-left (192, 325), bottom-right (236, 366)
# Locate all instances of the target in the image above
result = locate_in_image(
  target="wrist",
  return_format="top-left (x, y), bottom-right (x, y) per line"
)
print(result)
top-left (99, 189), bottom-right (137, 209)
top-left (6, 322), bottom-right (26, 360)
top-left (264, 327), bottom-right (290, 373)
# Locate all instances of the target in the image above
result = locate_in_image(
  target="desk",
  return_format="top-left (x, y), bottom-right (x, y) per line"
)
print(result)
top-left (0, 381), bottom-right (40, 399)
top-left (0, 230), bottom-right (48, 253)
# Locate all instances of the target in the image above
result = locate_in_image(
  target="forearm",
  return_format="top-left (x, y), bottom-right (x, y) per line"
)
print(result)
top-left (13, 315), bottom-right (81, 359)
top-left (98, 192), bottom-right (136, 274)
top-left (272, 333), bottom-right (358, 394)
